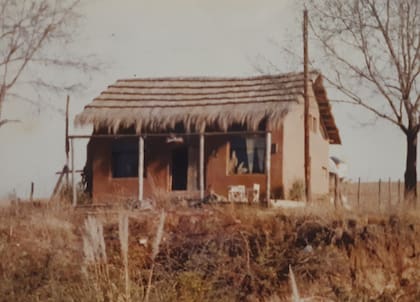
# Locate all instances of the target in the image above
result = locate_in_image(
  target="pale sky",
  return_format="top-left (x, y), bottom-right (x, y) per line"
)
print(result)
top-left (0, 0), bottom-right (407, 199)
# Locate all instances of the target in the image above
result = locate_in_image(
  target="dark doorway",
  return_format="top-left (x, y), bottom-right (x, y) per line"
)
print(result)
top-left (171, 146), bottom-right (188, 190)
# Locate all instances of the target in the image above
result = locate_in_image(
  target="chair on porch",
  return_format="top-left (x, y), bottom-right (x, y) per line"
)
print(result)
top-left (228, 185), bottom-right (247, 203)
top-left (248, 184), bottom-right (260, 203)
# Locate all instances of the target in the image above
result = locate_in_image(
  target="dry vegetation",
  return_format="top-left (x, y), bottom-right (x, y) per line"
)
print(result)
top-left (343, 181), bottom-right (420, 210)
top-left (0, 200), bottom-right (420, 301)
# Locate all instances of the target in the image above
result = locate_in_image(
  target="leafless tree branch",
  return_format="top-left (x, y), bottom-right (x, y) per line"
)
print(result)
top-left (307, 0), bottom-right (420, 199)
top-left (0, 0), bottom-right (95, 127)
top-left (0, 118), bottom-right (20, 127)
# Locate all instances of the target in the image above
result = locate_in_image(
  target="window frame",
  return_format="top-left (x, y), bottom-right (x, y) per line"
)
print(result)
top-left (111, 139), bottom-right (139, 179)
top-left (227, 134), bottom-right (266, 176)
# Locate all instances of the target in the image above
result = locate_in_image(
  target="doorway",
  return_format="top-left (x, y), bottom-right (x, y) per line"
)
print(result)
top-left (171, 146), bottom-right (189, 190)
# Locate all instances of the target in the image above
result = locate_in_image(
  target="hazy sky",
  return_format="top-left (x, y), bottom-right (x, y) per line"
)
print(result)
top-left (0, 0), bottom-right (407, 198)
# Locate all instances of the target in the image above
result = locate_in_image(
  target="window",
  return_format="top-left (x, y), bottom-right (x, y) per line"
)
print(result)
top-left (312, 117), bottom-right (317, 133)
top-left (228, 135), bottom-right (266, 175)
top-left (309, 115), bottom-right (317, 133)
top-left (112, 139), bottom-right (138, 178)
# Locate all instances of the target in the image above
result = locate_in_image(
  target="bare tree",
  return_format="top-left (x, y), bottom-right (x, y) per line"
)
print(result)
top-left (306, 0), bottom-right (420, 203)
top-left (0, 0), bottom-right (92, 127)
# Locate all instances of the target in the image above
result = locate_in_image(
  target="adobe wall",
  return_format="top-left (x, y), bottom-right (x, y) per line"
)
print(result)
top-left (89, 137), bottom-right (170, 203)
top-left (282, 86), bottom-right (330, 199)
top-left (282, 102), bottom-right (305, 198)
top-left (309, 106), bottom-right (330, 197)
top-left (89, 130), bottom-right (284, 202)
top-left (205, 129), bottom-right (284, 200)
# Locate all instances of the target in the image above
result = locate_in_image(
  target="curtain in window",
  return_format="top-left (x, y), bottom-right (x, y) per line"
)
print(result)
top-left (229, 135), bottom-right (265, 174)
top-left (255, 137), bottom-right (265, 173)
top-left (245, 137), bottom-right (256, 173)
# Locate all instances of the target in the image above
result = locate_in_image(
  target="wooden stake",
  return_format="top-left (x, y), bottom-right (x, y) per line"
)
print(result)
top-left (303, 9), bottom-right (311, 203)
top-left (199, 132), bottom-right (205, 200)
top-left (29, 182), bottom-right (34, 202)
top-left (333, 174), bottom-right (339, 209)
top-left (398, 179), bottom-right (401, 203)
top-left (265, 131), bottom-right (272, 205)
top-left (50, 166), bottom-right (67, 201)
top-left (388, 177), bottom-right (391, 206)
top-left (71, 138), bottom-right (77, 207)
top-left (138, 136), bottom-right (144, 201)
top-left (378, 178), bottom-right (381, 209)
top-left (357, 177), bottom-right (361, 207)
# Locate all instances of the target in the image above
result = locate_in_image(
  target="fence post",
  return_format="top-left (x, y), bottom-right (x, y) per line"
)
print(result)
top-left (378, 178), bottom-right (381, 209)
top-left (71, 138), bottom-right (77, 207)
top-left (357, 177), bottom-right (361, 207)
top-left (388, 177), bottom-right (391, 207)
top-left (30, 182), bottom-right (34, 202)
top-left (334, 174), bottom-right (339, 209)
top-left (398, 179), bottom-right (401, 204)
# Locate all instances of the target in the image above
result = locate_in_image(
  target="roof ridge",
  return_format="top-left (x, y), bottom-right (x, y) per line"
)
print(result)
top-left (116, 70), bottom-right (320, 83)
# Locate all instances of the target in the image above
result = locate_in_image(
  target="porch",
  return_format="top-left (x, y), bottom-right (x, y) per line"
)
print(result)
top-left (69, 130), bottom-right (275, 206)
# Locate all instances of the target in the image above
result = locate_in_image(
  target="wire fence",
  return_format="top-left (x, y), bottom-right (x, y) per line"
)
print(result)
top-left (341, 178), bottom-right (420, 209)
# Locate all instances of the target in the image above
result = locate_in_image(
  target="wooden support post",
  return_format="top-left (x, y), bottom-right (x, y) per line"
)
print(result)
top-left (50, 166), bottom-right (66, 201)
top-left (29, 182), bottom-right (34, 202)
top-left (398, 179), bottom-right (401, 203)
top-left (333, 174), bottom-right (338, 209)
top-left (265, 131), bottom-right (272, 205)
top-left (199, 132), bottom-right (205, 200)
top-left (65, 95), bottom-right (70, 186)
top-left (357, 177), bottom-right (361, 207)
top-left (378, 178), bottom-right (381, 209)
top-left (138, 136), bottom-right (144, 201)
top-left (303, 9), bottom-right (311, 203)
top-left (388, 177), bottom-right (391, 206)
top-left (71, 138), bottom-right (77, 207)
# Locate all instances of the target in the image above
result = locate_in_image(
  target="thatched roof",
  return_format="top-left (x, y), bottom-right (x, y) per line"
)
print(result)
top-left (75, 71), bottom-right (340, 144)
top-left (312, 75), bottom-right (341, 144)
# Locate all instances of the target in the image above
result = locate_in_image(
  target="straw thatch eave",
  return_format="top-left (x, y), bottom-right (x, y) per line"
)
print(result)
top-left (76, 100), bottom-right (294, 134)
top-left (74, 71), bottom-right (340, 141)
top-left (313, 76), bottom-right (341, 144)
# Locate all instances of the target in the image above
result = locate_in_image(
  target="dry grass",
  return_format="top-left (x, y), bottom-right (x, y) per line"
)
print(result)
top-left (119, 213), bottom-right (130, 300)
top-left (342, 181), bottom-right (420, 210)
top-left (0, 200), bottom-right (419, 301)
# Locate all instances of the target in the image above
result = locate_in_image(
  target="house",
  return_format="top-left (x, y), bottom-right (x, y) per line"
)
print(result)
top-left (74, 71), bottom-right (341, 204)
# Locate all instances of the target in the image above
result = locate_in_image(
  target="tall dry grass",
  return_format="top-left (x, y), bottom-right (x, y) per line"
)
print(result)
top-left (119, 212), bottom-right (130, 300)
top-left (145, 210), bottom-right (166, 302)
top-left (288, 265), bottom-right (300, 302)
top-left (0, 199), bottom-right (419, 301)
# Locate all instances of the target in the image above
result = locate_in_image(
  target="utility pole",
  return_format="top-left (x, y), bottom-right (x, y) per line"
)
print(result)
top-left (303, 9), bottom-right (311, 203)
top-left (65, 95), bottom-right (70, 186)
